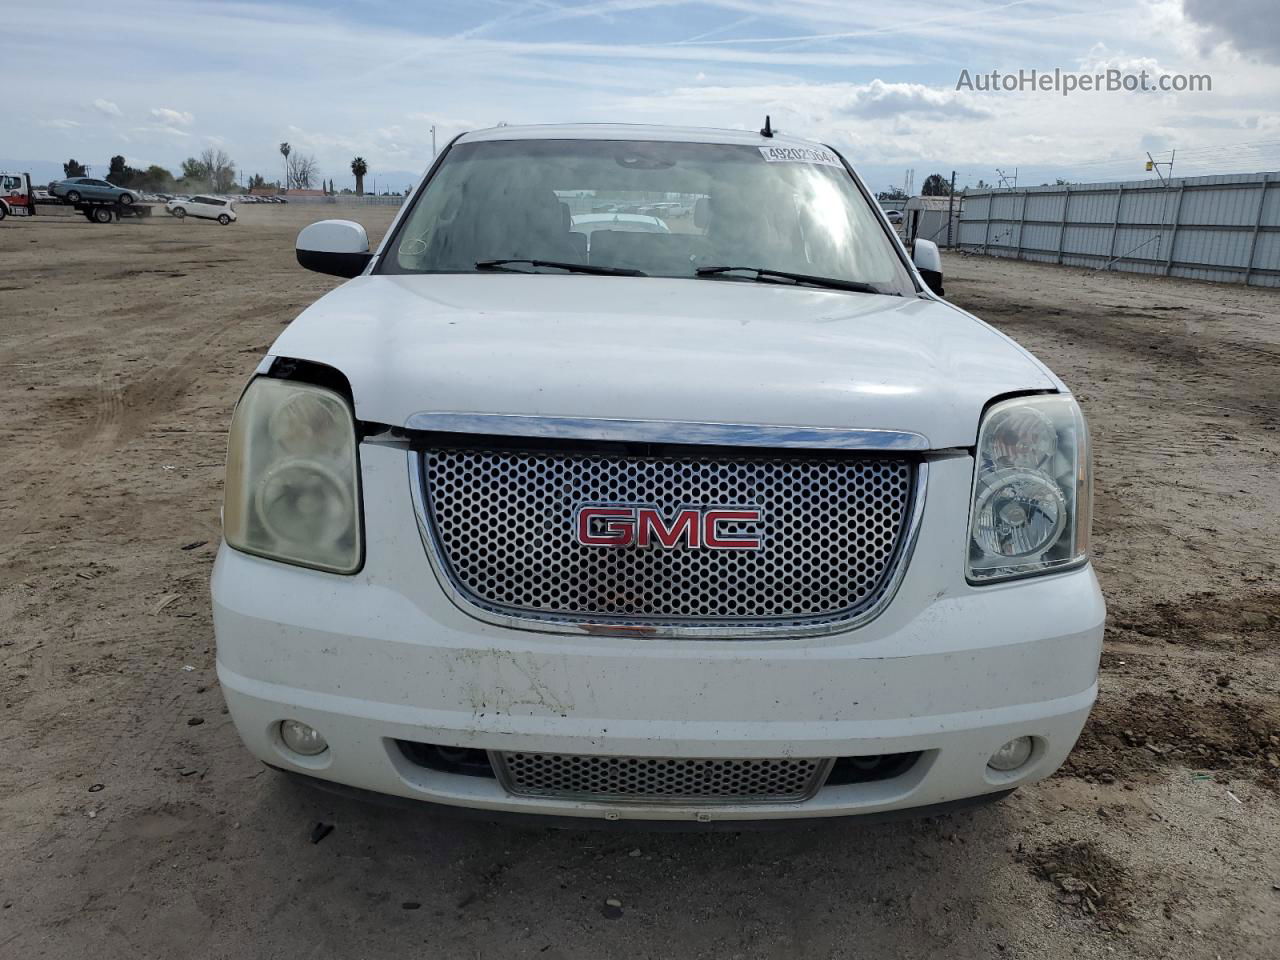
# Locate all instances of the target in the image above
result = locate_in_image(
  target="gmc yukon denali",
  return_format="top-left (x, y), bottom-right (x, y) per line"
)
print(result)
top-left (212, 123), bottom-right (1104, 824)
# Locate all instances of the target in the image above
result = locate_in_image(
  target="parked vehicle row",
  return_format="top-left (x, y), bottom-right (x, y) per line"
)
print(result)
top-left (1, 173), bottom-right (269, 226)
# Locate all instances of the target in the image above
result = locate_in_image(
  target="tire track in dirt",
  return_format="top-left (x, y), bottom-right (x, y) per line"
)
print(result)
top-left (0, 370), bottom-right (124, 549)
top-left (0, 306), bottom-right (259, 547)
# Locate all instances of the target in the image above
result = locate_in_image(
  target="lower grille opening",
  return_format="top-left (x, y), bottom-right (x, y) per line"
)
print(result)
top-left (394, 742), bottom-right (923, 802)
top-left (824, 752), bottom-right (922, 786)
top-left (395, 740), bottom-right (495, 779)
top-left (494, 752), bottom-right (829, 804)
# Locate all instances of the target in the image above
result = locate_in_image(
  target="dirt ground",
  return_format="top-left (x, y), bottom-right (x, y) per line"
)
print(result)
top-left (1, 202), bottom-right (1277, 959)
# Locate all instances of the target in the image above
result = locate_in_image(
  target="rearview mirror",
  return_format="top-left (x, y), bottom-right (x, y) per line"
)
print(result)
top-left (296, 220), bottom-right (372, 278)
top-left (912, 238), bottom-right (944, 296)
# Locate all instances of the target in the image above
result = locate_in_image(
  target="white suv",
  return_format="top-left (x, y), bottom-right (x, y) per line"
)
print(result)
top-left (166, 195), bottom-right (236, 224)
top-left (212, 124), bottom-right (1103, 825)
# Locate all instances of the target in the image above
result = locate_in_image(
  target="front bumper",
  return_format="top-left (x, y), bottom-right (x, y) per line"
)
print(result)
top-left (213, 447), bottom-right (1104, 823)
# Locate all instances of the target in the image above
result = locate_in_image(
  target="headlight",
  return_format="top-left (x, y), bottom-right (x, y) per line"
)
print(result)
top-left (967, 395), bottom-right (1091, 582)
top-left (224, 378), bottom-right (362, 574)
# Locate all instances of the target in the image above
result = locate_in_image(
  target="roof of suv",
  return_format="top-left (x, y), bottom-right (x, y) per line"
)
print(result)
top-left (456, 123), bottom-right (833, 150)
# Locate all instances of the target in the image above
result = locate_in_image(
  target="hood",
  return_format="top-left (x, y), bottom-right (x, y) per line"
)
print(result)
top-left (269, 274), bottom-right (1059, 449)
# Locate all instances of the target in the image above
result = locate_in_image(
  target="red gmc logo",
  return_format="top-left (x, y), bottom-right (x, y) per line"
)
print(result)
top-left (575, 504), bottom-right (762, 550)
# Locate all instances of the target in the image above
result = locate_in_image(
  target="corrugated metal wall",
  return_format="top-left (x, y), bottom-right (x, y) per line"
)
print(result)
top-left (956, 172), bottom-right (1279, 287)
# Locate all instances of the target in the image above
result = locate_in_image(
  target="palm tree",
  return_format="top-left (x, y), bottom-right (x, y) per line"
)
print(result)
top-left (351, 156), bottom-right (368, 196)
top-left (279, 142), bottom-right (291, 190)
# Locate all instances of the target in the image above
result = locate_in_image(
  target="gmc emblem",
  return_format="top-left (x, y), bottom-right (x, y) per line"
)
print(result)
top-left (575, 504), bottom-right (762, 550)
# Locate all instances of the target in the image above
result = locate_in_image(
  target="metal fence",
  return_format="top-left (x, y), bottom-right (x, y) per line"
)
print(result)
top-left (956, 171), bottom-right (1280, 288)
top-left (277, 194), bottom-right (409, 206)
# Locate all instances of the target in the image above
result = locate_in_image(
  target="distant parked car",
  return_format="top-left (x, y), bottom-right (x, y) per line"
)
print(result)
top-left (570, 212), bottom-right (671, 237)
top-left (884, 209), bottom-right (904, 225)
top-left (166, 195), bottom-right (237, 224)
top-left (49, 177), bottom-right (141, 205)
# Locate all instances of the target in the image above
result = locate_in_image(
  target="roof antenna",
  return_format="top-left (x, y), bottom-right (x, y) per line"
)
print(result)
top-left (760, 115), bottom-right (774, 138)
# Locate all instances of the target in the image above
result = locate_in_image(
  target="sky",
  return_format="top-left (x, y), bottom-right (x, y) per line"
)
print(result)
top-left (3, 0), bottom-right (1279, 193)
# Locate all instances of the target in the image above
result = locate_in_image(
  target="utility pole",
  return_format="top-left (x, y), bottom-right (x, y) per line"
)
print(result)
top-left (431, 125), bottom-right (437, 159)
top-left (1145, 150), bottom-right (1178, 263)
top-left (1145, 150), bottom-right (1175, 184)
top-left (996, 167), bottom-right (1018, 190)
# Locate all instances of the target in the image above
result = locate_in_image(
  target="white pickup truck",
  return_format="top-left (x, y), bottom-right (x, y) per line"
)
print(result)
top-left (212, 123), bottom-right (1103, 825)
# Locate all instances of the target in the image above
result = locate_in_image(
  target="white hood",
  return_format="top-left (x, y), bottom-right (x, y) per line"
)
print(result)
top-left (269, 274), bottom-right (1059, 449)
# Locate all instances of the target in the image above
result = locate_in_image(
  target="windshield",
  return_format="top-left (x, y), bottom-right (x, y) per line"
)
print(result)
top-left (380, 139), bottom-right (914, 295)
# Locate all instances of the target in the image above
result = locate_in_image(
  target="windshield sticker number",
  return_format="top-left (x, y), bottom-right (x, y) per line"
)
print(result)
top-left (758, 146), bottom-right (844, 168)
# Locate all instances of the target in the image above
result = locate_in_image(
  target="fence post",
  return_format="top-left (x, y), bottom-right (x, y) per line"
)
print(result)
top-left (1056, 186), bottom-right (1070, 264)
top-left (1244, 174), bottom-right (1270, 287)
top-left (982, 194), bottom-right (993, 255)
top-left (1014, 190), bottom-right (1027, 261)
top-left (1163, 184), bottom-right (1185, 277)
top-left (946, 170), bottom-right (956, 248)
top-left (1105, 186), bottom-right (1124, 271)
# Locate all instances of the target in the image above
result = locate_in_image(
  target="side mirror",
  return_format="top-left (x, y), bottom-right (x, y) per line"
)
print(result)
top-left (913, 238), bottom-right (944, 296)
top-left (296, 220), bottom-right (372, 278)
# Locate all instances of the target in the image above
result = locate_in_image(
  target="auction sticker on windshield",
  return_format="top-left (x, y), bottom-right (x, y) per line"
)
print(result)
top-left (758, 145), bottom-right (844, 167)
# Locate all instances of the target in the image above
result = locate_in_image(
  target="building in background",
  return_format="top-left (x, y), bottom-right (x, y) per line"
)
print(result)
top-left (904, 195), bottom-right (964, 248)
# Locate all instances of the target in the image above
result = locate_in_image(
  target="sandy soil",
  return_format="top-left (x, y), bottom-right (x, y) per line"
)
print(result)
top-left (1, 203), bottom-right (1277, 959)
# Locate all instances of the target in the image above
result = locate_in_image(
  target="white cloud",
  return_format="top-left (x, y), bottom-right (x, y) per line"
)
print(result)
top-left (840, 79), bottom-right (990, 120)
top-left (93, 98), bottom-right (121, 117)
top-left (131, 125), bottom-right (190, 138)
top-left (621, 79), bottom-right (989, 131)
top-left (150, 107), bottom-right (194, 126)
top-left (40, 118), bottom-right (80, 129)
top-left (1078, 42), bottom-right (1169, 76)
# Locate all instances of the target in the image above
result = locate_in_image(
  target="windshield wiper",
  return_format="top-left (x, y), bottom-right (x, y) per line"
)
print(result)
top-left (475, 258), bottom-right (647, 277)
top-left (694, 265), bottom-right (882, 295)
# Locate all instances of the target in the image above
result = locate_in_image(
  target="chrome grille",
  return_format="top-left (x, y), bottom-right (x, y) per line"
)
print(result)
top-left (493, 752), bottom-right (829, 804)
top-left (419, 446), bottom-right (914, 628)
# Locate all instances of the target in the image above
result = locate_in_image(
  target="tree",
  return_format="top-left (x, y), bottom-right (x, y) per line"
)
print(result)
top-left (107, 155), bottom-right (134, 187)
top-left (279, 142), bottom-right (291, 189)
top-left (63, 158), bottom-right (87, 178)
top-left (287, 152), bottom-right (318, 189)
top-left (248, 172), bottom-right (267, 190)
top-left (106, 155), bottom-right (154, 189)
top-left (351, 156), bottom-right (368, 196)
top-left (181, 157), bottom-right (209, 183)
top-left (199, 147), bottom-right (236, 192)
top-left (141, 165), bottom-right (174, 191)
top-left (877, 186), bottom-right (907, 202)
top-left (921, 173), bottom-right (952, 196)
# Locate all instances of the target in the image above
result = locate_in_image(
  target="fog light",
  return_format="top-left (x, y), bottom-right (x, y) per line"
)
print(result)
top-left (988, 736), bottom-right (1033, 772)
top-left (279, 719), bottom-right (328, 756)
